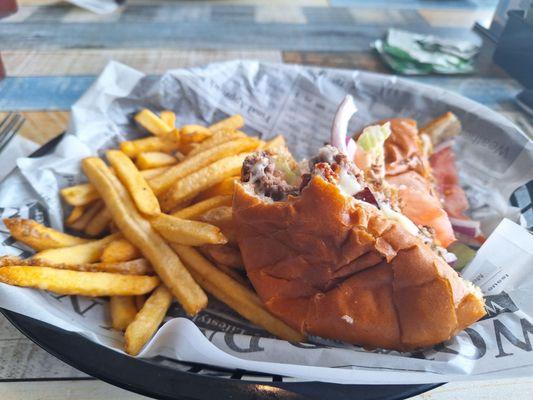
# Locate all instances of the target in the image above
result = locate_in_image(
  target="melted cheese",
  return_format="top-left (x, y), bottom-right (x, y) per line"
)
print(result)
top-left (337, 170), bottom-right (362, 197)
top-left (381, 204), bottom-right (420, 236)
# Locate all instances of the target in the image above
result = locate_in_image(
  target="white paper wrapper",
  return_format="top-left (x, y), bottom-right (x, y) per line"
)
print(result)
top-left (67, 0), bottom-right (119, 14)
top-left (1, 61), bottom-right (532, 384)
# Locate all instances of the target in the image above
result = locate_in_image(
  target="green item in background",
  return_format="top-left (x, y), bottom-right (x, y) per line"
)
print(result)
top-left (374, 29), bottom-right (480, 75)
top-left (448, 242), bottom-right (478, 271)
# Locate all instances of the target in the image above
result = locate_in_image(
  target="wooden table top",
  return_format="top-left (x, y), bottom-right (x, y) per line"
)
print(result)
top-left (0, 0), bottom-right (532, 399)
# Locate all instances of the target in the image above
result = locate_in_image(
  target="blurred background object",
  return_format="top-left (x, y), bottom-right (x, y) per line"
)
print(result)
top-left (493, 7), bottom-right (533, 116)
top-left (0, 0), bottom-right (17, 80)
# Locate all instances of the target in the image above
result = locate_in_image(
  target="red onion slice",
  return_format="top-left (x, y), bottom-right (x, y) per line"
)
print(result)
top-left (331, 95), bottom-right (357, 155)
top-left (450, 217), bottom-right (481, 237)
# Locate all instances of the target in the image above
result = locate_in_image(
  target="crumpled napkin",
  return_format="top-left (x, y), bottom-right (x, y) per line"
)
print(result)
top-left (374, 29), bottom-right (480, 75)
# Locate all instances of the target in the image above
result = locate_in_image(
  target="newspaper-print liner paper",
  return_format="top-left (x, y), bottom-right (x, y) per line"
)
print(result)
top-left (0, 61), bottom-right (532, 384)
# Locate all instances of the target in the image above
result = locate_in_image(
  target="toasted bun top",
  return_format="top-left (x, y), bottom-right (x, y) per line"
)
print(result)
top-left (233, 176), bottom-right (485, 350)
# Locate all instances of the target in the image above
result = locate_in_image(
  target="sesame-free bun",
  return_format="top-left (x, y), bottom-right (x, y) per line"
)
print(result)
top-left (233, 176), bottom-right (485, 350)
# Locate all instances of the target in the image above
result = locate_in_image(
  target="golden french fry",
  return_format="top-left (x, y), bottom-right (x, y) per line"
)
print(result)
top-left (0, 256), bottom-right (26, 267)
top-left (173, 245), bottom-right (304, 342)
top-left (159, 111), bottom-right (176, 128)
top-left (0, 256), bottom-right (152, 275)
top-left (61, 259), bottom-right (152, 275)
top-left (151, 213), bottom-right (227, 246)
top-left (136, 152), bottom-right (177, 170)
top-left (65, 206), bottom-right (85, 225)
top-left (33, 233), bottom-right (120, 264)
top-left (172, 195), bottom-right (232, 220)
top-left (124, 285), bottom-right (172, 356)
top-left (135, 294), bottom-right (146, 311)
top-left (3, 218), bottom-right (90, 251)
top-left (120, 137), bottom-right (179, 158)
top-left (84, 207), bottom-right (111, 237)
top-left (200, 206), bottom-right (235, 242)
top-left (0, 266), bottom-right (159, 297)
top-left (195, 177), bottom-right (239, 202)
top-left (107, 150), bottom-right (161, 216)
top-left (150, 137), bottom-right (259, 195)
top-left (202, 244), bottom-right (243, 269)
top-left (263, 135), bottom-right (286, 152)
top-left (200, 206), bottom-right (232, 226)
top-left (214, 262), bottom-right (249, 286)
top-left (209, 115), bottom-right (244, 133)
top-left (67, 201), bottom-right (103, 230)
top-left (186, 130), bottom-right (246, 157)
top-left (420, 111), bottom-right (461, 144)
top-left (60, 183), bottom-right (99, 206)
top-left (180, 125), bottom-right (212, 143)
top-left (134, 109), bottom-right (172, 137)
top-left (111, 296), bottom-right (138, 331)
top-left (101, 237), bottom-right (142, 263)
top-left (160, 154), bottom-right (247, 212)
top-left (82, 157), bottom-right (207, 315)
top-left (140, 166), bottom-right (169, 180)
top-left (62, 169), bottom-right (169, 209)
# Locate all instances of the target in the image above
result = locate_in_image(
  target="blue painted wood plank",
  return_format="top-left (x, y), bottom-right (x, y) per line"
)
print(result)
top-left (25, 4), bottom-right (72, 22)
top-left (0, 74), bottom-right (522, 113)
top-left (0, 22), bottom-right (477, 51)
top-left (0, 76), bottom-right (95, 111)
top-left (330, 0), bottom-right (498, 9)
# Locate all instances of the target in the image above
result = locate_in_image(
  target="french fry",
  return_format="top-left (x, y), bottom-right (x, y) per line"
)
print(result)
top-left (84, 207), bottom-right (111, 237)
top-left (136, 152), bottom-right (177, 170)
top-left (107, 150), bottom-right (161, 216)
top-left (202, 244), bottom-right (243, 269)
top-left (173, 245), bottom-right (304, 342)
top-left (58, 259), bottom-right (152, 275)
top-left (135, 294), bottom-right (146, 311)
top-left (68, 201), bottom-right (103, 230)
top-left (60, 183), bottom-right (99, 206)
top-left (180, 125), bottom-right (212, 143)
top-left (149, 138), bottom-right (259, 195)
top-left (65, 206), bottom-right (85, 225)
top-left (82, 157), bottom-right (207, 315)
top-left (61, 168), bottom-right (168, 208)
top-left (33, 233), bottom-right (120, 264)
top-left (124, 285), bottom-right (172, 356)
top-left (420, 111), bottom-right (461, 144)
top-left (159, 111), bottom-right (176, 128)
top-left (200, 206), bottom-right (235, 242)
top-left (110, 296), bottom-right (138, 331)
top-left (3, 218), bottom-right (90, 251)
top-left (172, 195), bottom-right (232, 220)
top-left (200, 206), bottom-right (233, 226)
top-left (0, 257), bottom-right (153, 276)
top-left (120, 137), bottom-right (179, 158)
top-left (186, 130), bottom-right (246, 157)
top-left (209, 115), bottom-right (244, 133)
top-left (134, 109), bottom-right (172, 137)
top-left (214, 262), bottom-right (248, 286)
top-left (140, 166), bottom-right (169, 180)
top-left (160, 154), bottom-right (247, 212)
top-left (101, 237), bottom-right (142, 263)
top-left (195, 177), bottom-right (238, 201)
top-left (263, 135), bottom-right (286, 152)
top-left (0, 266), bottom-right (159, 297)
top-left (151, 213), bottom-right (227, 246)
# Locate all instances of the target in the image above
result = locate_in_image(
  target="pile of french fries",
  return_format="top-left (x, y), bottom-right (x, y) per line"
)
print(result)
top-left (0, 109), bottom-right (303, 356)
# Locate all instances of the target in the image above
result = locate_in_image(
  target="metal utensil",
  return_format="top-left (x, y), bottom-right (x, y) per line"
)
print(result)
top-left (0, 112), bottom-right (25, 155)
